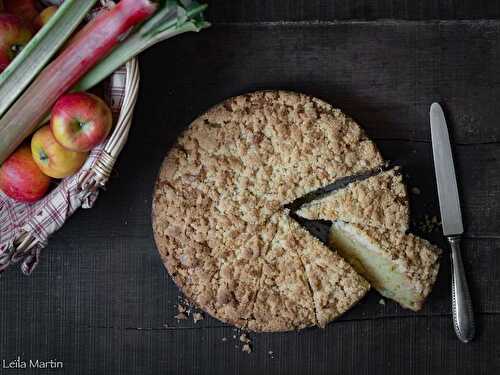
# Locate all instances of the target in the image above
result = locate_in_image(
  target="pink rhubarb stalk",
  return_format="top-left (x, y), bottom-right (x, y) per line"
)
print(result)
top-left (0, 0), bottom-right (157, 165)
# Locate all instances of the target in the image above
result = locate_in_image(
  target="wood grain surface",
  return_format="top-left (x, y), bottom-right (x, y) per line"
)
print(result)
top-left (1, 3), bottom-right (500, 375)
top-left (207, 0), bottom-right (500, 21)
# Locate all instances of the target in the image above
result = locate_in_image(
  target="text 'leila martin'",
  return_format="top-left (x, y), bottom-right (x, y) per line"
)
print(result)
top-left (2, 357), bottom-right (63, 369)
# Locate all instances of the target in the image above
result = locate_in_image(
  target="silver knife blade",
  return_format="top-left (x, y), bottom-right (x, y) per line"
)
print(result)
top-left (430, 103), bottom-right (464, 236)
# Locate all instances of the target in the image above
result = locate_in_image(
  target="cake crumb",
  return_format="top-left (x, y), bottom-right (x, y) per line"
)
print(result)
top-left (242, 344), bottom-right (252, 354)
top-left (268, 351), bottom-right (274, 355)
top-left (378, 298), bottom-right (386, 305)
top-left (416, 214), bottom-right (442, 233)
top-left (239, 333), bottom-right (251, 344)
top-left (411, 187), bottom-right (421, 195)
top-left (193, 312), bottom-right (204, 323)
top-left (174, 312), bottom-right (187, 320)
top-left (222, 337), bottom-right (227, 342)
top-left (177, 304), bottom-right (187, 313)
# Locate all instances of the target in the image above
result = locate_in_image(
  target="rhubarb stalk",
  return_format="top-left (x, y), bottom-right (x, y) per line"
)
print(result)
top-left (0, 0), bottom-right (98, 119)
top-left (74, 1), bottom-right (209, 92)
top-left (0, 0), bottom-right (157, 165)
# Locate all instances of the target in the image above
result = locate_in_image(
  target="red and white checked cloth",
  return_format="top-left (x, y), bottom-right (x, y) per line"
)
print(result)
top-left (0, 68), bottom-right (127, 275)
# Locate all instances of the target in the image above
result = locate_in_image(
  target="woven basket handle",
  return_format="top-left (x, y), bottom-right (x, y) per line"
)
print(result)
top-left (78, 58), bottom-right (140, 194)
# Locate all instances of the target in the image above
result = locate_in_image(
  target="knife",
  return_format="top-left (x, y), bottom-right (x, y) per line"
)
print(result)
top-left (430, 102), bottom-right (475, 343)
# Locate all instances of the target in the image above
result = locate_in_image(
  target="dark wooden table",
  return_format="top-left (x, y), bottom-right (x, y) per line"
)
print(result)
top-left (2, 1), bottom-right (500, 374)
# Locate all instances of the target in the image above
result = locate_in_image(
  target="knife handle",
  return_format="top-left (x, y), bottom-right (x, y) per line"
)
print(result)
top-left (448, 235), bottom-right (475, 343)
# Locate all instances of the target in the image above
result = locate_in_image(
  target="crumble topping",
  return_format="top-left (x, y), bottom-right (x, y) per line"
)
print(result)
top-left (297, 168), bottom-right (409, 232)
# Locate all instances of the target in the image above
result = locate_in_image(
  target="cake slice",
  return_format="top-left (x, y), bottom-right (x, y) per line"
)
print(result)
top-left (296, 168), bottom-right (410, 232)
top-left (329, 221), bottom-right (442, 311)
top-left (256, 213), bottom-right (370, 328)
top-left (247, 214), bottom-right (318, 332)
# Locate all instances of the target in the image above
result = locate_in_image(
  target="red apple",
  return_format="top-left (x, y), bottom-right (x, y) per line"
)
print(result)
top-left (31, 125), bottom-right (88, 179)
top-left (34, 5), bottom-right (57, 31)
top-left (4, 0), bottom-right (39, 24)
top-left (0, 14), bottom-right (32, 73)
top-left (51, 92), bottom-right (113, 152)
top-left (0, 145), bottom-right (51, 203)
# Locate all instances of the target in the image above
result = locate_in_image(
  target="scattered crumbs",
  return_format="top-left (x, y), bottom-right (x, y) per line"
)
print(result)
top-left (239, 334), bottom-right (250, 344)
top-left (163, 323), bottom-right (169, 328)
top-left (174, 312), bottom-right (187, 320)
top-left (222, 329), bottom-right (254, 353)
top-left (416, 214), bottom-right (442, 233)
top-left (411, 187), bottom-right (421, 195)
top-left (378, 298), bottom-right (386, 305)
top-left (268, 351), bottom-right (274, 355)
top-left (174, 298), bottom-right (203, 321)
top-left (193, 312), bottom-right (204, 323)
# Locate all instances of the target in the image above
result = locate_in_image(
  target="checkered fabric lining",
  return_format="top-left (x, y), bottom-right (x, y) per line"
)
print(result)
top-left (0, 68), bottom-right (127, 275)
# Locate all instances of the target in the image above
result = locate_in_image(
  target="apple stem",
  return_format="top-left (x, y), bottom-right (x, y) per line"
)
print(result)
top-left (39, 150), bottom-right (48, 162)
top-left (11, 44), bottom-right (22, 54)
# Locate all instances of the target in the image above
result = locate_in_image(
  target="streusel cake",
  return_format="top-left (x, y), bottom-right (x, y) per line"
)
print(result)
top-left (152, 91), bottom-right (440, 330)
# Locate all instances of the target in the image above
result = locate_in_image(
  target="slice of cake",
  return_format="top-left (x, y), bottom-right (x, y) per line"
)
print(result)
top-left (296, 168), bottom-right (410, 232)
top-left (259, 213), bottom-right (370, 328)
top-left (329, 221), bottom-right (441, 311)
top-left (247, 214), bottom-right (318, 332)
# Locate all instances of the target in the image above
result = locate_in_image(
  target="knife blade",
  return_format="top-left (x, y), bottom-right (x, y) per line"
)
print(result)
top-left (430, 102), bottom-right (475, 343)
top-left (430, 103), bottom-right (463, 236)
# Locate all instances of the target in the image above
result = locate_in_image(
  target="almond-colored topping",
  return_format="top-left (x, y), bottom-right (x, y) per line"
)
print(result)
top-left (297, 168), bottom-right (409, 232)
top-left (278, 213), bottom-right (370, 327)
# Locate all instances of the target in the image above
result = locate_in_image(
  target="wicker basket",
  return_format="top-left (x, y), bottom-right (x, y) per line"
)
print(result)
top-left (0, 58), bottom-right (140, 275)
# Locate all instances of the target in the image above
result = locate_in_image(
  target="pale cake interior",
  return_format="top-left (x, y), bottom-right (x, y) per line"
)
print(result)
top-left (329, 222), bottom-right (441, 311)
top-left (329, 226), bottom-right (419, 309)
